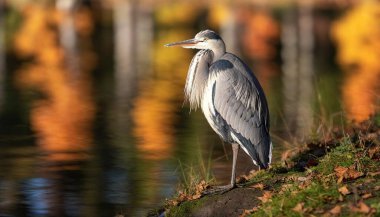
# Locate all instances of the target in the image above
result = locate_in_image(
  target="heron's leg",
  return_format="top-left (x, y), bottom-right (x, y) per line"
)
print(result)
top-left (202, 143), bottom-right (239, 195)
top-left (230, 143), bottom-right (239, 187)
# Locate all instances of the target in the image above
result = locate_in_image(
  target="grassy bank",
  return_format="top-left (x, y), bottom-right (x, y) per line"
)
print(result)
top-left (151, 116), bottom-right (380, 217)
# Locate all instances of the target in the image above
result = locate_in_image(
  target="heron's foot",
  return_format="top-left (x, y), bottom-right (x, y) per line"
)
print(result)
top-left (236, 183), bottom-right (246, 188)
top-left (201, 184), bottom-right (235, 196)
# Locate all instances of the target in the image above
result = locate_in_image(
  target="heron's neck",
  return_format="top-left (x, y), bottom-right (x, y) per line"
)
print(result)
top-left (210, 41), bottom-right (226, 62)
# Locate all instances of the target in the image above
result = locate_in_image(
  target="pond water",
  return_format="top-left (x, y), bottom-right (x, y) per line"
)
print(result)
top-left (0, 1), bottom-right (378, 216)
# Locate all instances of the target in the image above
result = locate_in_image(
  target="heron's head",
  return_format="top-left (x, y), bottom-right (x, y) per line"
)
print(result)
top-left (165, 30), bottom-right (225, 52)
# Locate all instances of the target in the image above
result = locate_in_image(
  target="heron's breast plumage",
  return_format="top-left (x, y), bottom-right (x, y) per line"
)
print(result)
top-left (185, 50), bottom-right (213, 109)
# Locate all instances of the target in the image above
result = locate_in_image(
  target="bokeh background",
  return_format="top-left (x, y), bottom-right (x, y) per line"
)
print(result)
top-left (0, 0), bottom-right (379, 216)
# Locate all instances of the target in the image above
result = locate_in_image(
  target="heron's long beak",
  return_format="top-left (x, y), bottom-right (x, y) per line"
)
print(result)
top-left (165, 38), bottom-right (199, 48)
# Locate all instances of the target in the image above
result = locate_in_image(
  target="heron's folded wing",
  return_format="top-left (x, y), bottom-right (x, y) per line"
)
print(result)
top-left (210, 59), bottom-right (270, 167)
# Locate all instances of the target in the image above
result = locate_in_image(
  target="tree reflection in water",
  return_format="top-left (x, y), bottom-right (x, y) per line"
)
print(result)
top-left (0, 1), bottom-right (378, 216)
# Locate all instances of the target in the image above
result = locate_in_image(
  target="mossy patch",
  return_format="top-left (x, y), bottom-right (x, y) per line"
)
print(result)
top-left (313, 136), bottom-right (357, 175)
top-left (252, 181), bottom-right (341, 217)
top-left (250, 124), bottom-right (380, 217)
top-left (166, 197), bottom-right (206, 217)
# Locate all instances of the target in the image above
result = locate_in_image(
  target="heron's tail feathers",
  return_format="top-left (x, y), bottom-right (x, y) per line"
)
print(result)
top-left (255, 138), bottom-right (272, 169)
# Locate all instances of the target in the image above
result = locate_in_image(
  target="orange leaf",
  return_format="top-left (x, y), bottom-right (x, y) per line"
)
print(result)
top-left (191, 194), bottom-right (201, 200)
top-left (334, 166), bottom-right (363, 183)
top-left (335, 166), bottom-right (348, 183)
top-left (350, 201), bottom-right (371, 213)
top-left (362, 193), bottom-right (372, 199)
top-left (346, 168), bottom-right (364, 179)
top-left (334, 166), bottom-right (348, 177)
top-left (257, 191), bottom-right (272, 203)
top-left (338, 186), bottom-right (351, 195)
top-left (292, 202), bottom-right (304, 213)
top-left (329, 205), bottom-right (342, 215)
top-left (250, 183), bottom-right (265, 190)
top-left (239, 207), bottom-right (258, 217)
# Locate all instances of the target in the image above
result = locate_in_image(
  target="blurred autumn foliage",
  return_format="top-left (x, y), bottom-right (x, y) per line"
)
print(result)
top-left (13, 4), bottom-right (96, 163)
top-left (238, 9), bottom-right (280, 89)
top-left (332, 1), bottom-right (380, 122)
top-left (239, 10), bottom-right (279, 62)
top-left (131, 3), bottom-right (197, 161)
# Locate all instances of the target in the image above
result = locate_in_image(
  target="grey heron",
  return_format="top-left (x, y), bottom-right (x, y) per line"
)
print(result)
top-left (165, 30), bottom-right (272, 193)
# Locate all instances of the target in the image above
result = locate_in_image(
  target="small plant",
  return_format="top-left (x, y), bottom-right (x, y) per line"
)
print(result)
top-left (167, 151), bottom-right (215, 207)
top-left (177, 159), bottom-right (214, 197)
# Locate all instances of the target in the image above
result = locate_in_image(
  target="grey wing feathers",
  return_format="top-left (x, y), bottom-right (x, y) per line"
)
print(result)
top-left (210, 58), bottom-right (271, 168)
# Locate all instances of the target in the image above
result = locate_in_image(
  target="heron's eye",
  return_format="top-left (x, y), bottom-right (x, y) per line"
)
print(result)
top-left (200, 37), bottom-right (207, 42)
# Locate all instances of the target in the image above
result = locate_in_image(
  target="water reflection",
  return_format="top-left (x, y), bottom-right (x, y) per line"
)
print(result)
top-left (0, 1), bottom-right (5, 112)
top-left (14, 3), bottom-right (95, 164)
top-left (281, 3), bottom-right (315, 140)
top-left (132, 31), bottom-right (192, 160)
top-left (0, 1), bottom-right (379, 217)
top-left (22, 178), bottom-right (52, 216)
top-left (332, 1), bottom-right (380, 122)
top-left (10, 3), bottom-right (95, 216)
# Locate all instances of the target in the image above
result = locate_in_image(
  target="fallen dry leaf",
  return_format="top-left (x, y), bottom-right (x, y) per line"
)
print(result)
top-left (329, 205), bottom-right (342, 215)
top-left (338, 186), bottom-right (351, 195)
top-left (191, 194), bottom-right (201, 200)
top-left (257, 191), bottom-right (272, 203)
top-left (292, 202), bottom-right (304, 213)
top-left (297, 176), bottom-right (308, 182)
top-left (368, 171), bottom-right (380, 177)
top-left (167, 180), bottom-right (211, 206)
top-left (375, 186), bottom-right (380, 191)
top-left (339, 194), bottom-right (344, 202)
top-left (368, 146), bottom-right (380, 159)
top-left (279, 184), bottom-right (293, 194)
top-left (335, 166), bottom-right (348, 177)
top-left (314, 207), bottom-right (325, 214)
top-left (250, 183), bottom-right (265, 190)
top-left (239, 207), bottom-right (258, 217)
top-left (335, 166), bottom-right (348, 183)
top-left (192, 180), bottom-right (209, 199)
top-left (334, 166), bottom-right (364, 183)
top-left (346, 166), bottom-right (364, 179)
top-left (361, 193), bottom-right (372, 199)
top-left (350, 201), bottom-right (371, 214)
